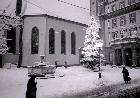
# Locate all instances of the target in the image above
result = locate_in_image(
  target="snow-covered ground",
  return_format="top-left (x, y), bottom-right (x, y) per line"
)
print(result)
top-left (0, 65), bottom-right (140, 98)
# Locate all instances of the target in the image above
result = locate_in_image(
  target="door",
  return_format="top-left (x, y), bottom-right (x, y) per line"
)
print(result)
top-left (125, 49), bottom-right (132, 67)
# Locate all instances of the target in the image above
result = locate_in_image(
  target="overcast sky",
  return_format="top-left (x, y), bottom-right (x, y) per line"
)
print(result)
top-left (0, 0), bottom-right (90, 24)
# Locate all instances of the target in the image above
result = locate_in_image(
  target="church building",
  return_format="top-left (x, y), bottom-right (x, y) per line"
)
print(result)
top-left (20, 0), bottom-right (89, 66)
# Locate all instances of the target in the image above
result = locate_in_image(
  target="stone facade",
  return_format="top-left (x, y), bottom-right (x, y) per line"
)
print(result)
top-left (91, 0), bottom-right (140, 66)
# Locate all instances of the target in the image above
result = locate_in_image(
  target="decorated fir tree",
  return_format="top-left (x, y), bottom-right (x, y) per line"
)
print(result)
top-left (81, 16), bottom-right (104, 70)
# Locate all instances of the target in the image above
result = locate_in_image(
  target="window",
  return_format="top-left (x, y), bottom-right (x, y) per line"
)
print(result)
top-left (111, 4), bottom-right (117, 12)
top-left (128, 0), bottom-right (136, 5)
top-left (49, 28), bottom-right (55, 54)
top-left (121, 29), bottom-right (128, 38)
top-left (120, 30), bottom-right (126, 38)
top-left (31, 27), bottom-right (39, 54)
top-left (112, 18), bottom-right (117, 28)
top-left (112, 31), bottom-right (118, 39)
top-left (7, 28), bottom-right (16, 54)
top-left (98, 5), bottom-right (104, 15)
top-left (107, 20), bottom-right (110, 29)
top-left (119, 1), bottom-right (125, 9)
top-left (120, 16), bottom-right (126, 26)
top-left (71, 32), bottom-right (76, 55)
top-left (61, 30), bottom-right (66, 54)
top-left (129, 12), bottom-right (136, 24)
top-left (129, 27), bottom-right (137, 37)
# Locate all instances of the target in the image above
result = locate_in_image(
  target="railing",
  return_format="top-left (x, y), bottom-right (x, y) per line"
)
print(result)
top-left (109, 37), bottom-right (140, 46)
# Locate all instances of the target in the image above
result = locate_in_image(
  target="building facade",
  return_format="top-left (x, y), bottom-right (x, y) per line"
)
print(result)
top-left (0, 0), bottom-right (89, 67)
top-left (22, 15), bottom-right (86, 66)
top-left (91, 0), bottom-right (140, 67)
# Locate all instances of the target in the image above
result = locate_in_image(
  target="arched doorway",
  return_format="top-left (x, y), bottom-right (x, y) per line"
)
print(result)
top-left (125, 48), bottom-right (132, 67)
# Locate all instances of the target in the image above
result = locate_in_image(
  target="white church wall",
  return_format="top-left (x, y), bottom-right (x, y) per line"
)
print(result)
top-left (45, 17), bottom-right (85, 65)
top-left (22, 15), bottom-right (86, 66)
top-left (22, 16), bottom-right (47, 66)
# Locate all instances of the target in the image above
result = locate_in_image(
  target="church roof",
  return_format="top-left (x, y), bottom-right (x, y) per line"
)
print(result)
top-left (23, 0), bottom-right (90, 25)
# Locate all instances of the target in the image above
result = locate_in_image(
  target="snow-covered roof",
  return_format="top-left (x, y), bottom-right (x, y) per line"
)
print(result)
top-left (23, 0), bottom-right (90, 25)
top-left (0, 0), bottom-right (90, 25)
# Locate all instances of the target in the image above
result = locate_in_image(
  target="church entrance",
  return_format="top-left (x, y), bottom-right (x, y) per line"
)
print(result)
top-left (125, 48), bottom-right (132, 67)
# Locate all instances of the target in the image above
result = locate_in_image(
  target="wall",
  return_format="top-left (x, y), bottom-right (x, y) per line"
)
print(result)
top-left (22, 15), bottom-right (86, 66)
top-left (105, 10), bottom-right (140, 46)
top-left (22, 16), bottom-right (46, 66)
top-left (45, 17), bottom-right (85, 65)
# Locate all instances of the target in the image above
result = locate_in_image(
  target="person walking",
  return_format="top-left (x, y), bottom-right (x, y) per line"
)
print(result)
top-left (122, 67), bottom-right (131, 83)
top-left (26, 76), bottom-right (37, 98)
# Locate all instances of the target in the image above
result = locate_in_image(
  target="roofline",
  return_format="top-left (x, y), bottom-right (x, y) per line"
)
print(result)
top-left (23, 14), bottom-right (88, 27)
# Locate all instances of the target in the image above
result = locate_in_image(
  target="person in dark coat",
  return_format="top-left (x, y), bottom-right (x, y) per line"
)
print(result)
top-left (26, 76), bottom-right (37, 98)
top-left (122, 67), bottom-right (130, 83)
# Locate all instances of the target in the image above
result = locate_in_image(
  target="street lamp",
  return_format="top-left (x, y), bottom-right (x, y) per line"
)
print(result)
top-left (97, 42), bottom-right (103, 78)
top-left (97, 42), bottom-right (103, 70)
top-left (98, 47), bottom-right (101, 71)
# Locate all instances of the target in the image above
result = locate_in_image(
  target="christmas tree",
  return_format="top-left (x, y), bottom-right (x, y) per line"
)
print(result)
top-left (81, 16), bottom-right (104, 70)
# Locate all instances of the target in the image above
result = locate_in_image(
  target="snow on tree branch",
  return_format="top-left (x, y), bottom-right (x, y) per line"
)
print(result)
top-left (81, 16), bottom-right (104, 63)
top-left (0, 10), bottom-right (23, 54)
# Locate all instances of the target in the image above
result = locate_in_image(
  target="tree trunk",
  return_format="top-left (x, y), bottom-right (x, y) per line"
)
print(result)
top-left (0, 54), bottom-right (2, 68)
top-left (17, 25), bottom-right (23, 68)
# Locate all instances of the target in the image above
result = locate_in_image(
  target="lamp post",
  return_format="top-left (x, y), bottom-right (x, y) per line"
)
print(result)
top-left (98, 47), bottom-right (101, 71)
top-left (97, 42), bottom-right (103, 79)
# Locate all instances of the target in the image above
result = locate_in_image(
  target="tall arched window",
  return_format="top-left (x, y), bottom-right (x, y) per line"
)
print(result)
top-left (61, 30), bottom-right (66, 54)
top-left (31, 27), bottom-right (39, 54)
top-left (49, 28), bottom-right (55, 54)
top-left (71, 32), bottom-right (76, 55)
